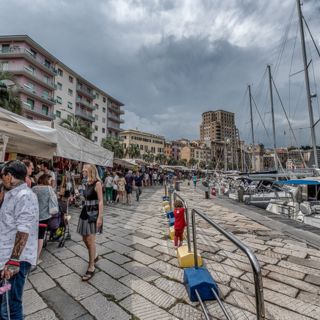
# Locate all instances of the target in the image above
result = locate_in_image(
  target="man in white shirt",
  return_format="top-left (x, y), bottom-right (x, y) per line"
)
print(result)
top-left (35, 161), bottom-right (55, 189)
top-left (0, 160), bottom-right (39, 320)
top-left (152, 172), bottom-right (158, 187)
top-left (112, 171), bottom-right (119, 204)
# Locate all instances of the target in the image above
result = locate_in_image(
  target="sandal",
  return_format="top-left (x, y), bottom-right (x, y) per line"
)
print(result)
top-left (82, 269), bottom-right (95, 281)
top-left (94, 255), bottom-right (99, 263)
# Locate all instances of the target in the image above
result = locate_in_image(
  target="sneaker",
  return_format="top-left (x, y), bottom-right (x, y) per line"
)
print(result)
top-left (129, 201), bottom-right (132, 205)
top-left (79, 205), bottom-right (83, 209)
top-left (30, 265), bottom-right (37, 273)
top-left (174, 246), bottom-right (178, 250)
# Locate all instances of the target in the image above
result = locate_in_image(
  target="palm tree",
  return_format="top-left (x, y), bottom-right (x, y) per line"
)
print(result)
top-left (178, 158), bottom-right (187, 167)
top-left (199, 160), bottom-right (206, 169)
top-left (188, 158), bottom-right (198, 168)
top-left (167, 156), bottom-right (177, 165)
top-left (101, 137), bottom-right (124, 158)
top-left (142, 149), bottom-right (155, 163)
top-left (209, 161), bottom-right (216, 170)
top-left (0, 68), bottom-right (22, 115)
top-left (155, 153), bottom-right (167, 165)
top-left (126, 144), bottom-right (140, 159)
top-left (59, 114), bottom-right (92, 139)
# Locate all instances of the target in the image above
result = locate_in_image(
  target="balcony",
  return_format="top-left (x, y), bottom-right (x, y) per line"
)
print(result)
top-left (76, 85), bottom-right (96, 99)
top-left (7, 65), bottom-right (57, 90)
top-left (19, 84), bottom-right (56, 105)
top-left (107, 134), bottom-right (124, 140)
top-left (107, 103), bottom-right (125, 114)
top-left (22, 102), bottom-right (56, 120)
top-left (75, 109), bottom-right (95, 122)
top-left (0, 47), bottom-right (57, 75)
top-left (107, 123), bottom-right (123, 131)
top-left (76, 98), bottom-right (95, 110)
top-left (108, 113), bottom-right (124, 123)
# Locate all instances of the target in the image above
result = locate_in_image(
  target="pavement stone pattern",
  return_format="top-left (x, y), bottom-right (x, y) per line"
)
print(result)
top-left (22, 183), bottom-right (320, 319)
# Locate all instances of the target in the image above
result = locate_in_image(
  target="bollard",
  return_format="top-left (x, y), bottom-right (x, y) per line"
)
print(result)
top-left (205, 191), bottom-right (209, 199)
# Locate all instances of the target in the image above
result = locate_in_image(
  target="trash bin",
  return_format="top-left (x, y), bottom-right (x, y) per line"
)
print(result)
top-left (238, 190), bottom-right (244, 203)
top-left (211, 187), bottom-right (216, 196)
top-left (175, 181), bottom-right (181, 191)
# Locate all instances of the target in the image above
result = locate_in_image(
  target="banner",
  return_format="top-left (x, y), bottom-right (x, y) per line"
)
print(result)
top-left (0, 135), bottom-right (9, 162)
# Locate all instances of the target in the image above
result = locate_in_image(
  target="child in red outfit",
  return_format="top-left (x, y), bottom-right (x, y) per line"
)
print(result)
top-left (173, 200), bottom-right (186, 249)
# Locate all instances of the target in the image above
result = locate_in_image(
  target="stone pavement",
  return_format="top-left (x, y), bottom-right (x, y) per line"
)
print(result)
top-left (23, 183), bottom-right (320, 320)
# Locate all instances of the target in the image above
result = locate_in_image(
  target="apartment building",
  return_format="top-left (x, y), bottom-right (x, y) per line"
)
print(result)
top-left (0, 35), bottom-right (124, 145)
top-left (120, 128), bottom-right (165, 158)
top-left (164, 142), bottom-right (172, 159)
top-left (200, 110), bottom-right (237, 162)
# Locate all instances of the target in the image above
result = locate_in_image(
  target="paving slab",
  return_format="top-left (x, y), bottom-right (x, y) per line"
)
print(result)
top-left (25, 308), bottom-right (58, 320)
top-left (125, 250), bottom-right (158, 265)
top-left (122, 261), bottom-right (161, 281)
top-left (28, 272), bottom-right (56, 292)
top-left (95, 258), bottom-right (129, 278)
top-left (104, 251), bottom-right (132, 265)
top-left (23, 289), bottom-right (47, 316)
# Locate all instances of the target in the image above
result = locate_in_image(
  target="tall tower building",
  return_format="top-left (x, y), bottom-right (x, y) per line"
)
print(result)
top-left (200, 110), bottom-right (237, 164)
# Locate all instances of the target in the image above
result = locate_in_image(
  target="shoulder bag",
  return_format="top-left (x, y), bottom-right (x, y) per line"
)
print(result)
top-left (85, 182), bottom-right (99, 223)
top-left (48, 186), bottom-right (59, 215)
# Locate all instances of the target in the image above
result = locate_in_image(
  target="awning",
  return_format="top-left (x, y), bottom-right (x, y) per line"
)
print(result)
top-left (0, 108), bottom-right (57, 158)
top-left (275, 180), bottom-right (320, 185)
top-left (113, 158), bottom-right (136, 170)
top-left (53, 125), bottom-right (113, 167)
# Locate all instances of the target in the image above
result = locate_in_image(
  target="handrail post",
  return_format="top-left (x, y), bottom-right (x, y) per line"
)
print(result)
top-left (192, 209), bottom-right (198, 269)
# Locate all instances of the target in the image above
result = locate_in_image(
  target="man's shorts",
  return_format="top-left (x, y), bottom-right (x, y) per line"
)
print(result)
top-left (126, 186), bottom-right (133, 194)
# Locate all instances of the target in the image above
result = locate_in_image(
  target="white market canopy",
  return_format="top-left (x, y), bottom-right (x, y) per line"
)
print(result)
top-left (0, 108), bottom-right (57, 158)
top-left (160, 165), bottom-right (192, 172)
top-left (0, 108), bottom-right (113, 166)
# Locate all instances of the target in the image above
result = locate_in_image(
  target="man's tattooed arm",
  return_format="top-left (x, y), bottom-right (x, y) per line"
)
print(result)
top-left (1, 232), bottom-right (29, 279)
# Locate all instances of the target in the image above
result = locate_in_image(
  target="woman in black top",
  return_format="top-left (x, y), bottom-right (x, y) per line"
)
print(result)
top-left (77, 164), bottom-right (103, 281)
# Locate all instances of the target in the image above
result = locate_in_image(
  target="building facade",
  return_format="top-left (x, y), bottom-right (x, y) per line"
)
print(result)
top-left (120, 128), bottom-right (165, 158)
top-left (0, 35), bottom-right (124, 145)
top-left (181, 145), bottom-right (211, 168)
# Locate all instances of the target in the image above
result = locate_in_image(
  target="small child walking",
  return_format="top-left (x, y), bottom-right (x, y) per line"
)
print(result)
top-left (173, 199), bottom-right (187, 249)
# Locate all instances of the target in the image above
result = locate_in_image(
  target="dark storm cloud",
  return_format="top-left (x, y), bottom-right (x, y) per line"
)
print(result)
top-left (1, 0), bottom-right (320, 147)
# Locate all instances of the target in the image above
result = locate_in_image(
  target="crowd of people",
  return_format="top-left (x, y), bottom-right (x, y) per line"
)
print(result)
top-left (0, 159), bottom-right (203, 319)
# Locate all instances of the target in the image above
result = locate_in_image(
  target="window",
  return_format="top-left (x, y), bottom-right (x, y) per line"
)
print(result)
top-left (94, 136), bottom-right (98, 142)
top-left (30, 49), bottom-right (37, 58)
top-left (86, 99), bottom-right (90, 106)
top-left (78, 82), bottom-right (82, 88)
top-left (87, 88), bottom-right (91, 94)
top-left (58, 68), bottom-right (63, 76)
top-left (78, 94), bottom-right (82, 100)
top-left (96, 93), bottom-right (99, 99)
top-left (28, 82), bottom-right (35, 90)
top-left (57, 82), bottom-right (62, 90)
top-left (43, 90), bottom-right (49, 99)
top-left (102, 117), bottom-right (105, 123)
top-left (140, 145), bottom-right (143, 150)
top-left (102, 128), bottom-right (105, 133)
top-left (29, 65), bottom-right (35, 75)
top-left (67, 115), bottom-right (72, 121)
top-left (26, 116), bottom-right (33, 120)
top-left (44, 60), bottom-right (50, 68)
top-left (44, 75), bottom-right (50, 84)
top-left (1, 44), bottom-right (10, 53)
top-left (69, 76), bottom-right (73, 83)
top-left (95, 125), bottom-right (98, 131)
top-left (57, 96), bottom-right (62, 104)
top-left (42, 105), bottom-right (48, 115)
top-left (103, 107), bottom-right (106, 113)
top-left (68, 102), bottom-right (73, 109)
top-left (27, 98), bottom-right (34, 109)
top-left (95, 104), bottom-right (99, 110)
top-left (145, 146), bottom-right (148, 151)
top-left (56, 111), bottom-right (61, 118)
top-left (68, 89), bottom-right (73, 96)
top-left (95, 115), bottom-right (99, 120)
top-left (103, 97), bottom-right (106, 103)
top-left (115, 133), bottom-right (118, 138)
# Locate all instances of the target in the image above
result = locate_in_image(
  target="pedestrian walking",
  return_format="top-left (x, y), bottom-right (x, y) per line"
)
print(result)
top-left (149, 172), bottom-right (153, 186)
top-left (112, 171), bottom-right (119, 203)
top-left (76, 164), bottom-right (103, 281)
top-left (144, 172), bottom-right (148, 187)
top-left (115, 172), bottom-right (126, 205)
top-left (32, 174), bottom-right (58, 267)
top-left (160, 173), bottom-right (164, 185)
top-left (193, 174), bottom-right (197, 189)
top-left (125, 170), bottom-right (135, 204)
top-left (152, 171), bottom-right (158, 186)
top-left (0, 160), bottom-right (39, 319)
top-left (173, 199), bottom-right (186, 249)
top-left (22, 159), bottom-right (35, 188)
top-left (134, 171), bottom-right (144, 201)
top-left (104, 172), bottom-right (113, 203)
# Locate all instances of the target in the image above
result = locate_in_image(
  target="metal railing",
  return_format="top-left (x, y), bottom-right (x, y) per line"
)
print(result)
top-left (76, 98), bottom-right (95, 110)
top-left (75, 110), bottom-right (95, 121)
top-left (108, 103), bottom-right (125, 114)
top-left (191, 207), bottom-right (265, 320)
top-left (108, 113), bottom-right (125, 123)
top-left (76, 85), bottom-right (96, 99)
top-left (22, 102), bottom-right (56, 119)
top-left (107, 123), bottom-right (123, 131)
top-left (19, 84), bottom-right (56, 104)
top-left (173, 191), bottom-right (191, 253)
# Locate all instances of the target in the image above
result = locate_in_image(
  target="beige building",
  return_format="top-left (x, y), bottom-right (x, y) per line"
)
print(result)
top-left (120, 128), bottom-right (165, 158)
top-left (181, 145), bottom-right (211, 168)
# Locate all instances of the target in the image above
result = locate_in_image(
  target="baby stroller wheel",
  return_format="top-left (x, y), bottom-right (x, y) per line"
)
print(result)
top-left (60, 239), bottom-right (66, 248)
top-left (66, 234), bottom-right (71, 240)
top-left (43, 238), bottom-right (48, 248)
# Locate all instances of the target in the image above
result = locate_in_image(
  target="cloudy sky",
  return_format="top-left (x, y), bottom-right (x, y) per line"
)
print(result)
top-left (1, 0), bottom-right (320, 148)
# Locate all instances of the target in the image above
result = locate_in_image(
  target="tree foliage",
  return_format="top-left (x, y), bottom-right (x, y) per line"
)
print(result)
top-left (199, 160), bottom-right (206, 169)
top-left (142, 149), bottom-right (155, 163)
top-left (178, 158), bottom-right (187, 166)
top-left (155, 153), bottom-right (167, 164)
top-left (125, 144), bottom-right (140, 159)
top-left (101, 137), bottom-right (124, 158)
top-left (0, 68), bottom-right (22, 115)
top-left (188, 158), bottom-right (198, 167)
top-left (167, 156), bottom-right (178, 165)
top-left (59, 114), bottom-right (92, 139)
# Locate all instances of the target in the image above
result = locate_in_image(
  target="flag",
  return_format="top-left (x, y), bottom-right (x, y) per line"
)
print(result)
top-left (284, 131), bottom-right (286, 135)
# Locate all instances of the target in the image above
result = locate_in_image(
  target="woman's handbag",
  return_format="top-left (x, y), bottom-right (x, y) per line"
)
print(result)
top-left (48, 187), bottom-right (59, 215)
top-left (85, 185), bottom-right (99, 223)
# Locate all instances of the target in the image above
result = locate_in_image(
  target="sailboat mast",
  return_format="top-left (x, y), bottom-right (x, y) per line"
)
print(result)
top-left (296, 0), bottom-right (318, 168)
top-left (267, 65), bottom-right (278, 170)
top-left (248, 85), bottom-right (256, 171)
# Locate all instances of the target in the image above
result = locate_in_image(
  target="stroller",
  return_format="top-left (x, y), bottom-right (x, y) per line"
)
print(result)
top-left (43, 200), bottom-right (71, 248)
